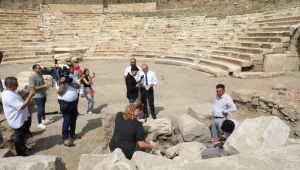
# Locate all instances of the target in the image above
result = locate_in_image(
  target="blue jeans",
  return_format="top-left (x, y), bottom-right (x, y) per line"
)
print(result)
top-left (128, 98), bottom-right (136, 104)
top-left (61, 100), bottom-right (77, 140)
top-left (83, 87), bottom-right (94, 113)
top-left (34, 97), bottom-right (46, 124)
top-left (0, 79), bottom-right (4, 92)
top-left (211, 117), bottom-right (226, 138)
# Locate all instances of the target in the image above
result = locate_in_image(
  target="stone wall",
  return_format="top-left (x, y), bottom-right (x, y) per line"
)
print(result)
top-left (231, 87), bottom-right (300, 138)
top-left (48, 4), bottom-right (103, 13)
top-left (107, 3), bottom-right (156, 13)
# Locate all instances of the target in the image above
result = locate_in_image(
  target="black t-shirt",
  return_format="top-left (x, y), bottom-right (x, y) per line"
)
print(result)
top-left (109, 112), bottom-right (145, 159)
top-left (82, 77), bottom-right (91, 87)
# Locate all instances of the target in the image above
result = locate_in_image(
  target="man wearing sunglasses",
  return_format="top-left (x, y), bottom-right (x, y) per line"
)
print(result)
top-left (28, 64), bottom-right (52, 129)
top-left (2, 77), bottom-right (35, 156)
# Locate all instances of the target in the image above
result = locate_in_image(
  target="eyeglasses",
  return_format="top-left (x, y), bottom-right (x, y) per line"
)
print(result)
top-left (11, 84), bottom-right (19, 87)
top-left (38, 68), bottom-right (42, 70)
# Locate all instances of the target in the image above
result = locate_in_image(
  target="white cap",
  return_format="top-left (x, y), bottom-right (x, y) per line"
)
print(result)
top-left (61, 65), bottom-right (70, 69)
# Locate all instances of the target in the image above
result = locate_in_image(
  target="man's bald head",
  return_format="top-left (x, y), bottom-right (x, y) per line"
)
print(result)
top-left (130, 58), bottom-right (137, 67)
top-left (142, 64), bottom-right (149, 73)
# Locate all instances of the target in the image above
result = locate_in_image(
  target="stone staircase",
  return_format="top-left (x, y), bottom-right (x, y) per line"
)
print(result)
top-left (0, 10), bottom-right (51, 64)
top-left (0, 6), bottom-right (299, 78)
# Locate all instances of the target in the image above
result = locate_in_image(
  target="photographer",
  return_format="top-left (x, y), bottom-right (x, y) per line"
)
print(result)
top-left (55, 66), bottom-right (81, 146)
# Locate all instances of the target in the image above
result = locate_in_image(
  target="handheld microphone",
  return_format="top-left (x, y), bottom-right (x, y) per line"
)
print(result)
top-left (138, 75), bottom-right (144, 83)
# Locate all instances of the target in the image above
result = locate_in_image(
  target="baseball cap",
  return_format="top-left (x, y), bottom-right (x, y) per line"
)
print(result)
top-left (61, 65), bottom-right (70, 69)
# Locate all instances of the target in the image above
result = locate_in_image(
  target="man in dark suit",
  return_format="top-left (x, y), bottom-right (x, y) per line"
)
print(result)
top-left (126, 66), bottom-right (141, 104)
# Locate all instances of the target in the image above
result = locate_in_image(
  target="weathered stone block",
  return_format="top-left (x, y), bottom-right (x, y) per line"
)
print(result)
top-left (251, 98), bottom-right (259, 105)
top-left (78, 154), bottom-right (108, 170)
top-left (142, 118), bottom-right (172, 142)
top-left (165, 142), bottom-right (206, 163)
top-left (272, 83), bottom-right (287, 90)
top-left (0, 155), bottom-right (66, 169)
top-left (284, 56), bottom-right (299, 71)
top-left (263, 54), bottom-right (286, 72)
top-left (132, 151), bottom-right (174, 170)
top-left (224, 116), bottom-right (290, 155)
top-left (93, 148), bottom-right (137, 170)
top-left (176, 114), bottom-right (210, 143)
top-left (231, 88), bottom-right (257, 102)
top-left (186, 145), bottom-right (300, 170)
top-left (187, 103), bottom-right (212, 127)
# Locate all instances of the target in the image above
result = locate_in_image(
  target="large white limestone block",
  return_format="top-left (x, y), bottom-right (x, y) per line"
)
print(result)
top-left (131, 151), bottom-right (181, 170)
top-left (231, 88), bottom-right (257, 102)
top-left (263, 54), bottom-right (286, 72)
top-left (176, 114), bottom-right (210, 143)
top-left (224, 116), bottom-right (290, 155)
top-left (78, 154), bottom-right (108, 170)
top-left (185, 145), bottom-right (300, 170)
top-left (92, 148), bottom-right (137, 170)
top-left (165, 142), bottom-right (207, 163)
top-left (188, 103), bottom-right (212, 127)
top-left (0, 155), bottom-right (66, 170)
top-left (142, 118), bottom-right (172, 142)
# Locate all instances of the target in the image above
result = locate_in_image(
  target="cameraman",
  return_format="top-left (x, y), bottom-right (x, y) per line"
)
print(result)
top-left (56, 66), bottom-right (81, 146)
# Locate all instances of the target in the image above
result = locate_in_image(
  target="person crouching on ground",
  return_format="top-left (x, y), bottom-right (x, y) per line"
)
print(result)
top-left (81, 69), bottom-right (95, 114)
top-left (208, 119), bottom-right (239, 143)
top-left (109, 102), bottom-right (157, 159)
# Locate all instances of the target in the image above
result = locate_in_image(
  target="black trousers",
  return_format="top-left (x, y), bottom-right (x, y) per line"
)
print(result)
top-left (141, 87), bottom-right (155, 116)
top-left (14, 122), bottom-right (26, 156)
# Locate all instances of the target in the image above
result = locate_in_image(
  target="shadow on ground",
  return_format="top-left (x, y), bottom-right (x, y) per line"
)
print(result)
top-left (93, 104), bottom-right (108, 114)
top-left (78, 117), bottom-right (102, 138)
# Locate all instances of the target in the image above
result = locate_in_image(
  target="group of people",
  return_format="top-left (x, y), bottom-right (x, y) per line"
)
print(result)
top-left (124, 58), bottom-right (158, 119)
top-left (110, 73), bottom-right (238, 159)
top-left (1, 62), bottom-right (97, 156)
top-left (1, 56), bottom-right (238, 158)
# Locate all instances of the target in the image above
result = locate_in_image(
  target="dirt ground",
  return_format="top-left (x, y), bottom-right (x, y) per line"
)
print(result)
top-left (0, 59), bottom-right (300, 169)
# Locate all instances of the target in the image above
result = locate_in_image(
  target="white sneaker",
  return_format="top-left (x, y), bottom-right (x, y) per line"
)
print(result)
top-left (37, 123), bottom-right (46, 129)
top-left (87, 111), bottom-right (92, 114)
top-left (42, 119), bottom-right (53, 125)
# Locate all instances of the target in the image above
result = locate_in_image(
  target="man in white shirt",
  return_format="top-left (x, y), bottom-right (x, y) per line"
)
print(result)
top-left (209, 84), bottom-right (237, 138)
top-left (139, 64), bottom-right (158, 119)
top-left (2, 77), bottom-right (35, 156)
top-left (124, 58), bottom-right (142, 81)
top-left (56, 69), bottom-right (81, 146)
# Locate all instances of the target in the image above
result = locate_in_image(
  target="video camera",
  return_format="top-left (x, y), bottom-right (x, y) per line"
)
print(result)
top-left (58, 66), bottom-right (73, 84)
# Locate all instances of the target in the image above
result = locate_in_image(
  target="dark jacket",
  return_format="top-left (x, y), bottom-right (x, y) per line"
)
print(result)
top-left (125, 73), bottom-right (138, 99)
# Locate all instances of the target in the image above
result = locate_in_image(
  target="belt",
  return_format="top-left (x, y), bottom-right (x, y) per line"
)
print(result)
top-left (214, 116), bottom-right (225, 119)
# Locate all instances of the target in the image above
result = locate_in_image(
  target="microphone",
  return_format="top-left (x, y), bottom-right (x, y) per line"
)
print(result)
top-left (138, 75), bottom-right (144, 82)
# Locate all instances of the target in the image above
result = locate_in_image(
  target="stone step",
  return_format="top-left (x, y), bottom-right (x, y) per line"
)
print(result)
top-left (212, 50), bottom-right (263, 60)
top-left (154, 59), bottom-right (228, 77)
top-left (218, 46), bottom-right (272, 54)
top-left (2, 55), bottom-right (48, 62)
top-left (248, 26), bottom-right (290, 32)
top-left (210, 55), bottom-right (253, 67)
top-left (245, 31), bottom-right (290, 37)
top-left (262, 20), bottom-right (300, 27)
top-left (254, 15), bottom-right (300, 23)
top-left (226, 41), bottom-right (287, 49)
top-left (238, 36), bottom-right (290, 43)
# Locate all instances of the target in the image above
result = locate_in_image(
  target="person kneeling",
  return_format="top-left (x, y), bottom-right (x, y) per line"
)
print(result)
top-left (208, 119), bottom-right (239, 143)
top-left (109, 102), bottom-right (156, 159)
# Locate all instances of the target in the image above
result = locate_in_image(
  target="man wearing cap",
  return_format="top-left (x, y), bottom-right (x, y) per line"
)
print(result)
top-left (209, 84), bottom-right (237, 138)
top-left (56, 65), bottom-right (81, 146)
top-left (28, 64), bottom-right (52, 129)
